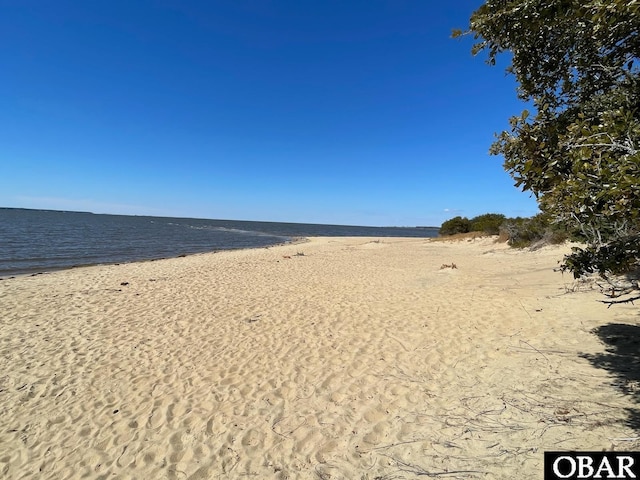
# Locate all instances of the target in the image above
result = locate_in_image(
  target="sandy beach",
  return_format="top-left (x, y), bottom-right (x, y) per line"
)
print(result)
top-left (1, 236), bottom-right (639, 479)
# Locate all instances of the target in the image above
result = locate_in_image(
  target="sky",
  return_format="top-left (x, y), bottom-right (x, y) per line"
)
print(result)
top-left (1, 0), bottom-right (540, 227)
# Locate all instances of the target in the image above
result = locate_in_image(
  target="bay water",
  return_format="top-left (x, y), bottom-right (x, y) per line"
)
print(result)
top-left (0, 208), bottom-right (439, 277)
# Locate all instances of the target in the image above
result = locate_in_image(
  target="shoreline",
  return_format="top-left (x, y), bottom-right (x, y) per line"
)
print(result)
top-left (0, 209), bottom-right (439, 280)
top-left (1, 236), bottom-right (638, 479)
top-left (0, 236), bottom-right (311, 281)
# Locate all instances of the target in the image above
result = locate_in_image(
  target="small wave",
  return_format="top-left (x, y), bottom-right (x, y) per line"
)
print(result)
top-left (186, 224), bottom-right (286, 238)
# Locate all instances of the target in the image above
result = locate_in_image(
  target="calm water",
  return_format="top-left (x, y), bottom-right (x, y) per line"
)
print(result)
top-left (0, 208), bottom-right (439, 277)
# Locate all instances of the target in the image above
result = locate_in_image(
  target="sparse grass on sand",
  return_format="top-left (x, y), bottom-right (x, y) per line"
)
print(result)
top-left (431, 231), bottom-right (502, 242)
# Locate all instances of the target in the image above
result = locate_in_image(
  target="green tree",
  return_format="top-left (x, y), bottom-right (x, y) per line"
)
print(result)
top-left (439, 216), bottom-right (471, 236)
top-left (456, 0), bottom-right (640, 304)
top-left (470, 213), bottom-right (506, 235)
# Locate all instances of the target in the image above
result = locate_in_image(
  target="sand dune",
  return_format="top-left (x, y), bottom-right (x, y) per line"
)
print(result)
top-left (1, 237), bottom-right (638, 479)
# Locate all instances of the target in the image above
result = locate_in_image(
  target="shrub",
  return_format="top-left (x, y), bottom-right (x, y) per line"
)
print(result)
top-left (500, 213), bottom-right (571, 248)
top-left (439, 211), bottom-right (576, 245)
top-left (470, 213), bottom-right (506, 235)
top-left (439, 216), bottom-right (471, 236)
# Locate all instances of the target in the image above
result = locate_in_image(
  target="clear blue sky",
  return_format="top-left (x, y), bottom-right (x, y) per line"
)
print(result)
top-left (1, 0), bottom-right (539, 227)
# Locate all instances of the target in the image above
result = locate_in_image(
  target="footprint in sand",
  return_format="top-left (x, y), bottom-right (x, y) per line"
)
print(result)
top-left (362, 421), bottom-right (391, 446)
top-left (240, 428), bottom-right (265, 456)
top-left (168, 431), bottom-right (185, 463)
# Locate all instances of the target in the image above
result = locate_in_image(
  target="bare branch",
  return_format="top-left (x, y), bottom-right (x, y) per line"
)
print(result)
top-left (601, 295), bottom-right (640, 308)
top-left (564, 139), bottom-right (638, 156)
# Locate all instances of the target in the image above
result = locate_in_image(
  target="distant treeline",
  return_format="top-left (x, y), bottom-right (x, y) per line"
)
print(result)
top-left (439, 213), bottom-right (575, 248)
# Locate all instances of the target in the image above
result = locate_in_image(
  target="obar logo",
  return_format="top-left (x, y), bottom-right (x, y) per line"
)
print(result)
top-left (545, 452), bottom-right (640, 479)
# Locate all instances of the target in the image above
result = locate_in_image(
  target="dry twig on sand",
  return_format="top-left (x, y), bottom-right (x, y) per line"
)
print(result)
top-left (440, 263), bottom-right (457, 270)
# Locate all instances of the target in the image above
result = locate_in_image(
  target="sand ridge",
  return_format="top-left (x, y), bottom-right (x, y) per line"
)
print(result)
top-left (1, 236), bottom-right (638, 479)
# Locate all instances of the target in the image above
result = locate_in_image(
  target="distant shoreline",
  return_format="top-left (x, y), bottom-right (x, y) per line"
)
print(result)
top-left (0, 207), bottom-right (439, 229)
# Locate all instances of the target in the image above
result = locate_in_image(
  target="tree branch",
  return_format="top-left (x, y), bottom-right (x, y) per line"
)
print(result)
top-left (600, 295), bottom-right (640, 308)
top-left (565, 139), bottom-right (638, 156)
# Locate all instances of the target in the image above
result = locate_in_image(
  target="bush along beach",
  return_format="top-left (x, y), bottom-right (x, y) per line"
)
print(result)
top-left (439, 212), bottom-right (575, 249)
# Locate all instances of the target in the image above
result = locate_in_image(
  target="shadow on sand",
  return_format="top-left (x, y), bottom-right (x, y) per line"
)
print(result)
top-left (583, 323), bottom-right (640, 431)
